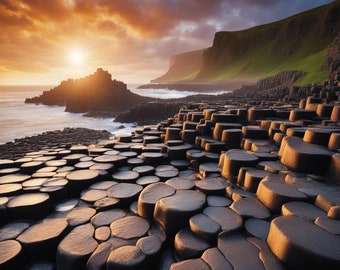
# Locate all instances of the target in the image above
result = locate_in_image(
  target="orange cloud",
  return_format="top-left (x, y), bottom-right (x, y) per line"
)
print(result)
top-left (0, 0), bottom-right (334, 84)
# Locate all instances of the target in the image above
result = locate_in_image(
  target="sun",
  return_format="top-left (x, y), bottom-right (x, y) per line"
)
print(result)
top-left (69, 50), bottom-right (84, 65)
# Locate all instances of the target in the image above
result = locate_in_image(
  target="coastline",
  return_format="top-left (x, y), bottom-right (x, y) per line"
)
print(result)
top-left (0, 128), bottom-right (111, 160)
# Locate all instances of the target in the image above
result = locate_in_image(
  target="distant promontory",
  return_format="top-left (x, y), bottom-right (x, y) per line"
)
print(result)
top-left (25, 68), bottom-right (151, 114)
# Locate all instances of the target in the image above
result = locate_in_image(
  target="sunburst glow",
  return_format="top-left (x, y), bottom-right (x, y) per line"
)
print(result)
top-left (70, 50), bottom-right (84, 65)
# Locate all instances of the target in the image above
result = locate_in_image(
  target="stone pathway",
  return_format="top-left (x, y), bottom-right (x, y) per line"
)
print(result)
top-left (0, 98), bottom-right (340, 269)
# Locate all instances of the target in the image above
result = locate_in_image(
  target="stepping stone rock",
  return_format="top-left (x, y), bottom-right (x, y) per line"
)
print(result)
top-left (0, 174), bottom-right (31, 184)
top-left (20, 161), bottom-right (43, 174)
top-left (138, 182), bottom-right (176, 219)
top-left (199, 163), bottom-right (219, 178)
top-left (303, 128), bottom-right (333, 147)
top-left (112, 170), bottom-right (139, 183)
top-left (0, 183), bottom-right (22, 197)
top-left (206, 196), bottom-right (232, 207)
top-left (7, 193), bottom-right (52, 220)
top-left (17, 218), bottom-right (69, 259)
top-left (91, 209), bottom-right (126, 228)
top-left (201, 247), bottom-right (233, 270)
top-left (165, 177), bottom-right (195, 190)
top-left (0, 240), bottom-right (22, 269)
top-left (243, 170), bottom-right (272, 192)
top-left (256, 175), bottom-right (308, 213)
top-left (141, 152), bottom-right (164, 166)
top-left (203, 206), bottom-right (242, 233)
top-left (66, 207), bottom-right (96, 227)
top-left (107, 183), bottom-right (143, 206)
top-left (315, 216), bottom-right (340, 235)
top-left (155, 167), bottom-right (179, 181)
top-left (195, 177), bottom-right (228, 195)
top-left (0, 221), bottom-right (31, 241)
top-left (281, 201), bottom-right (327, 220)
top-left (267, 216), bottom-right (340, 270)
top-left (221, 129), bottom-right (242, 149)
top-left (81, 189), bottom-right (107, 203)
top-left (110, 215), bottom-right (150, 239)
top-left (248, 237), bottom-right (286, 270)
top-left (56, 223), bottom-right (98, 270)
top-left (170, 258), bottom-right (210, 270)
top-left (66, 169), bottom-right (99, 195)
top-left (93, 154), bottom-right (127, 166)
top-left (154, 190), bottom-right (206, 237)
top-left (258, 161), bottom-right (286, 174)
top-left (136, 175), bottom-right (160, 186)
top-left (174, 227), bottom-right (210, 259)
top-left (106, 245), bottom-right (146, 270)
top-left (94, 226), bottom-right (111, 242)
top-left (167, 144), bottom-right (192, 161)
top-left (218, 233), bottom-right (265, 270)
top-left (90, 180), bottom-right (118, 190)
top-left (86, 242), bottom-right (112, 270)
top-left (133, 165), bottom-right (155, 176)
top-left (244, 219), bottom-right (270, 240)
top-left (279, 136), bottom-right (333, 175)
top-left (94, 197), bottom-right (120, 211)
top-left (136, 235), bottom-right (163, 256)
top-left (221, 150), bottom-right (258, 179)
top-left (189, 213), bottom-right (221, 241)
top-left (230, 198), bottom-right (271, 220)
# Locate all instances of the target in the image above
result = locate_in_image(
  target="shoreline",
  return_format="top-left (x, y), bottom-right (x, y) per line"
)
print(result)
top-left (137, 80), bottom-right (253, 91)
top-left (0, 127), bottom-right (112, 160)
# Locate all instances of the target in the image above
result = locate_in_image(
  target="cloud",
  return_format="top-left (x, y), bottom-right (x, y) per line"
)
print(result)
top-left (0, 0), bottom-right (335, 84)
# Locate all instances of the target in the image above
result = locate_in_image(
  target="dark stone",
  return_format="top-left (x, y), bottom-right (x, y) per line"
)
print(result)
top-left (86, 242), bottom-right (112, 270)
top-left (138, 183), bottom-right (176, 219)
top-left (17, 218), bottom-right (69, 259)
top-left (106, 245), bottom-right (147, 270)
top-left (174, 228), bottom-right (210, 259)
top-left (56, 223), bottom-right (98, 270)
top-left (110, 215), bottom-right (150, 239)
top-left (91, 209), bottom-right (126, 228)
top-left (0, 240), bottom-right (23, 270)
top-left (267, 216), bottom-right (340, 270)
top-left (66, 207), bottom-right (96, 227)
top-left (7, 193), bottom-right (52, 220)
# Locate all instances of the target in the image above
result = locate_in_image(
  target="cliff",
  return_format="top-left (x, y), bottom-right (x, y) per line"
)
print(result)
top-left (25, 68), bottom-right (151, 114)
top-left (151, 49), bottom-right (205, 83)
top-left (154, 0), bottom-right (340, 85)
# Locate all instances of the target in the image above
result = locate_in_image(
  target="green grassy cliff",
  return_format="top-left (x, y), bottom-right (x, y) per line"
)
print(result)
top-left (154, 0), bottom-right (340, 85)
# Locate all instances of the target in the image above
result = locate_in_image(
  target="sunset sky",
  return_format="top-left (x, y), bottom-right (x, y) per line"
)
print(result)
top-left (0, 0), bottom-right (334, 85)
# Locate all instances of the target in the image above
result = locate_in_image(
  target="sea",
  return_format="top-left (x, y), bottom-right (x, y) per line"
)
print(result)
top-left (0, 84), bottom-right (228, 144)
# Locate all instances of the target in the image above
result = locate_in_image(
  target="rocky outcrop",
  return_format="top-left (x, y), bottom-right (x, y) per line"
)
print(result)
top-left (114, 101), bottom-right (182, 125)
top-left (230, 70), bottom-right (305, 101)
top-left (25, 68), bottom-right (151, 114)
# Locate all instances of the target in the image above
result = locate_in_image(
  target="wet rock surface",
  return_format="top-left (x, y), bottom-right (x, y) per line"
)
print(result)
top-left (1, 90), bottom-right (340, 269)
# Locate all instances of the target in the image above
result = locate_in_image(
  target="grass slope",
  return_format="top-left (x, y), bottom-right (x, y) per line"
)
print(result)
top-left (196, 1), bottom-right (339, 84)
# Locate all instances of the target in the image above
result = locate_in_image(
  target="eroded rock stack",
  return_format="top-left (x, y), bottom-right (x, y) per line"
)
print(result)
top-left (1, 94), bottom-right (340, 269)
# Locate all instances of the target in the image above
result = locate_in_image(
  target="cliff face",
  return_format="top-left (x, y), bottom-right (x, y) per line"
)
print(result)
top-left (151, 49), bottom-right (205, 83)
top-left (154, 1), bottom-right (340, 84)
top-left (197, 1), bottom-right (340, 80)
top-left (323, 31), bottom-right (340, 78)
top-left (25, 68), bottom-right (150, 113)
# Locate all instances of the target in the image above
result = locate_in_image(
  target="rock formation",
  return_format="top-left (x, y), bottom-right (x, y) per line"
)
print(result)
top-left (25, 68), bottom-right (151, 114)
